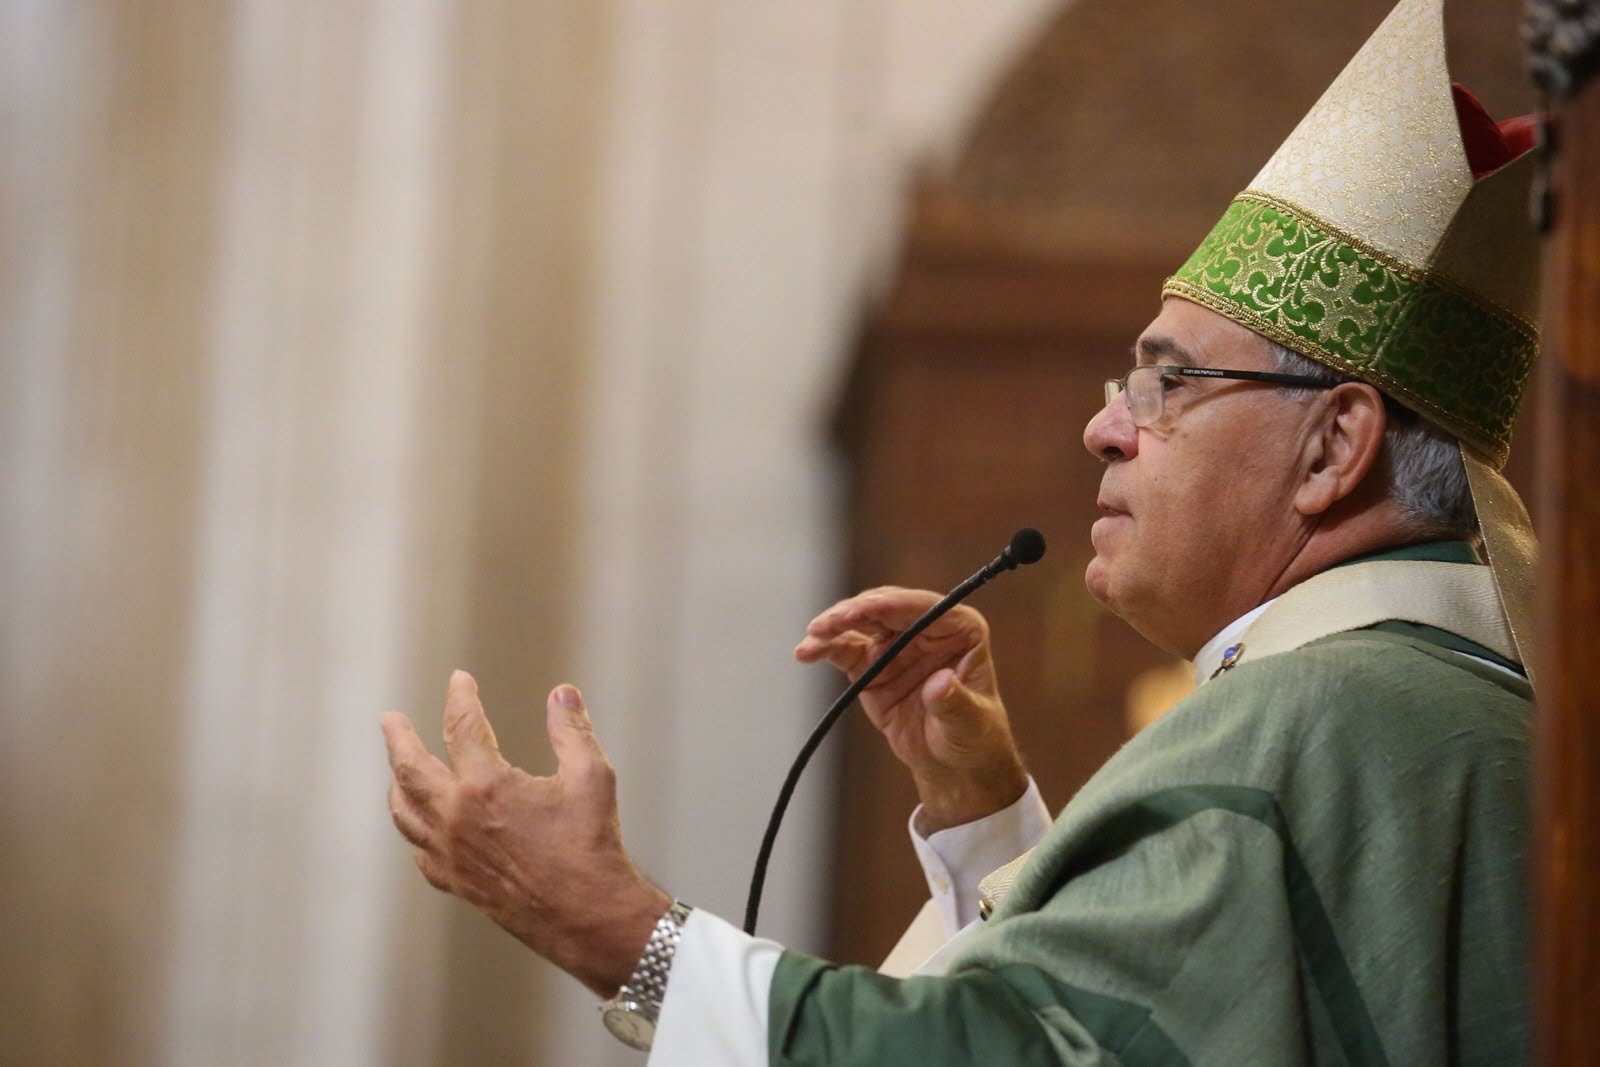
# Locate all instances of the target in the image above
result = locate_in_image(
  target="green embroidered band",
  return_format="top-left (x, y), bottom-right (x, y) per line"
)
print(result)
top-left (1162, 192), bottom-right (1537, 468)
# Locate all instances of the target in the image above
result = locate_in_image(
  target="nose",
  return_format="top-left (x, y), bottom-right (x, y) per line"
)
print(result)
top-left (1083, 394), bottom-right (1138, 462)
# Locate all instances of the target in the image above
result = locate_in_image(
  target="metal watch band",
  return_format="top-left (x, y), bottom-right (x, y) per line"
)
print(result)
top-left (617, 899), bottom-right (692, 1014)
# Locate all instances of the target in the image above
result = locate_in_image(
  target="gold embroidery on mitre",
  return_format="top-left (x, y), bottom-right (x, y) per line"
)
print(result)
top-left (1161, 0), bottom-right (1544, 469)
top-left (1162, 193), bottom-right (1537, 467)
top-left (1249, 0), bottom-right (1470, 270)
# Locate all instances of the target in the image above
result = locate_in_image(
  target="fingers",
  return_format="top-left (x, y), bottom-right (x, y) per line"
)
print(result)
top-left (382, 712), bottom-right (452, 856)
top-left (389, 779), bottom-right (432, 847)
top-left (547, 685), bottom-right (614, 795)
top-left (441, 669), bottom-right (503, 773)
top-left (803, 587), bottom-right (934, 639)
top-left (796, 590), bottom-right (925, 671)
top-left (803, 587), bottom-right (971, 644)
top-left (797, 616), bottom-right (982, 690)
top-left (414, 849), bottom-right (450, 892)
top-left (381, 711), bottom-right (453, 799)
top-left (793, 630), bottom-right (875, 672)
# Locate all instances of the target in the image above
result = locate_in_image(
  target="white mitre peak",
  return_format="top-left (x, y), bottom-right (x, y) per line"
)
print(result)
top-left (1250, 0), bottom-right (1468, 270)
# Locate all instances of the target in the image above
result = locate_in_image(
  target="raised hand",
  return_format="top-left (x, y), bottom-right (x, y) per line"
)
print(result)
top-left (795, 587), bottom-right (1028, 832)
top-left (381, 671), bottom-right (670, 997)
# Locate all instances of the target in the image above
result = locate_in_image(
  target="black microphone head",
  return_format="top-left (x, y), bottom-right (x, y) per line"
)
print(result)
top-left (1008, 527), bottom-right (1046, 565)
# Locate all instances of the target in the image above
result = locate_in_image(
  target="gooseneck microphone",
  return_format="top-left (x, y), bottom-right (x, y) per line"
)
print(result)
top-left (743, 528), bottom-right (1047, 935)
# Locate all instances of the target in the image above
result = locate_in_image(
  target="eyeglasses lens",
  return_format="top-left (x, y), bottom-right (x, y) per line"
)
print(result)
top-left (1126, 367), bottom-right (1163, 426)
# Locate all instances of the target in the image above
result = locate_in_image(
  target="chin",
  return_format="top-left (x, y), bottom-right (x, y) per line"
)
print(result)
top-left (1085, 557), bottom-right (1173, 650)
top-left (1101, 578), bottom-right (1193, 659)
top-left (1083, 554), bottom-right (1115, 608)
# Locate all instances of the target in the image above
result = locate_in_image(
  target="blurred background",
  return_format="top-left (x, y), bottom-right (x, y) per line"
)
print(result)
top-left (0, 1), bottom-right (1535, 1064)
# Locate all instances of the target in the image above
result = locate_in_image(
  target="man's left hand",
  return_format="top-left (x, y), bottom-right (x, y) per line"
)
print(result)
top-left (381, 670), bottom-right (671, 998)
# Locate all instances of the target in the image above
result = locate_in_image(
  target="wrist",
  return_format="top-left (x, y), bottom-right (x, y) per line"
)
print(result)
top-left (598, 897), bottom-right (694, 1052)
top-left (913, 758), bottom-right (1029, 834)
top-left (550, 877), bottom-right (673, 999)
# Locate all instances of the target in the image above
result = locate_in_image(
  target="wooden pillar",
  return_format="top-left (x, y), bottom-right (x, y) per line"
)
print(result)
top-left (1526, 3), bottom-right (1600, 1063)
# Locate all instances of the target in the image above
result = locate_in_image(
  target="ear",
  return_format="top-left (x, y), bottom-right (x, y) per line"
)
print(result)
top-left (1293, 382), bottom-right (1387, 517)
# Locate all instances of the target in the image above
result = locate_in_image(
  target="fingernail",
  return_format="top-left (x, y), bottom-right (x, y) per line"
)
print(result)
top-left (558, 686), bottom-right (582, 710)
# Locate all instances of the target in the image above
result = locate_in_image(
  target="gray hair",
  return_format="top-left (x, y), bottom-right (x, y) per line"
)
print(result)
top-left (1268, 342), bottom-right (1478, 540)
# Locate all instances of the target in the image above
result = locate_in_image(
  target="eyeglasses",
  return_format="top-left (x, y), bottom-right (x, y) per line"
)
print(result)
top-left (1104, 365), bottom-right (1339, 427)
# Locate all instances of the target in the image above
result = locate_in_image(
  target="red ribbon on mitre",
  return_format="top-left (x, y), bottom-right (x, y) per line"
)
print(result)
top-left (1452, 82), bottom-right (1539, 178)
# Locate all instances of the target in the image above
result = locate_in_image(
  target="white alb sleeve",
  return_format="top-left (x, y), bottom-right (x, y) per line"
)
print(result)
top-left (907, 775), bottom-right (1052, 937)
top-left (647, 908), bottom-right (782, 1066)
top-left (648, 781), bottom-right (1051, 1064)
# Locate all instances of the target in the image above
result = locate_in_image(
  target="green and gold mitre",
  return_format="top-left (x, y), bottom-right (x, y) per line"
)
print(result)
top-left (1163, 0), bottom-right (1542, 679)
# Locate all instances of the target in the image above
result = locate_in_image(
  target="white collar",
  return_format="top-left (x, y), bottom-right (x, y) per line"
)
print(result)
top-left (1191, 598), bottom-right (1277, 686)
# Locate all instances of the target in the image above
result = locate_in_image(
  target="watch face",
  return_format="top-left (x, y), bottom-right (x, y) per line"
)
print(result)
top-left (602, 1003), bottom-right (655, 1051)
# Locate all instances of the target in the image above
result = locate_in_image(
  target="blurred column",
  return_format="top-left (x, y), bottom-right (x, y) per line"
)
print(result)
top-left (161, 1), bottom-right (457, 1063)
top-left (0, 3), bottom-right (228, 1063)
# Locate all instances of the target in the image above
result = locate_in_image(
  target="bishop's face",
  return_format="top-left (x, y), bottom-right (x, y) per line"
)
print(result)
top-left (1081, 298), bottom-right (1319, 658)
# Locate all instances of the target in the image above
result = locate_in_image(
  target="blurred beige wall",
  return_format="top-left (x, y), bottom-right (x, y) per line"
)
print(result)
top-left (0, 1), bottom-right (1059, 1064)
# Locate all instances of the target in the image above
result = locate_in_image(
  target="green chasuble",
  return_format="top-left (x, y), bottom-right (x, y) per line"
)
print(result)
top-left (768, 559), bottom-right (1531, 1065)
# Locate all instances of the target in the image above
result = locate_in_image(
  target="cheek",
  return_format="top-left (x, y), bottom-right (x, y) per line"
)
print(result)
top-left (1134, 467), bottom-right (1200, 542)
top-left (1131, 434), bottom-right (1251, 555)
top-left (1173, 443), bottom-right (1289, 544)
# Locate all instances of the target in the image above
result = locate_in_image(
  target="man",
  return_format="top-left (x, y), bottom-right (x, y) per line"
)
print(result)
top-left (381, 0), bottom-right (1540, 1061)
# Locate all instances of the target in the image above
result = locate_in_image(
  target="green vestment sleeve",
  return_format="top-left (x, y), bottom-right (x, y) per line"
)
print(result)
top-left (768, 631), bottom-right (1532, 1066)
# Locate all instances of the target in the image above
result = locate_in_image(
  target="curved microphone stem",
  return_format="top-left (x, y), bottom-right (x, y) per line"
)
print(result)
top-left (743, 537), bottom-right (1038, 936)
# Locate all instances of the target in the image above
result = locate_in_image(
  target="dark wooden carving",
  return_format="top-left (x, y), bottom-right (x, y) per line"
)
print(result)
top-left (1528, 2), bottom-right (1600, 1062)
top-left (1524, 0), bottom-right (1600, 101)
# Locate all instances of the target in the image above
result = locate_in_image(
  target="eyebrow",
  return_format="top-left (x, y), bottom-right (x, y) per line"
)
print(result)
top-left (1134, 335), bottom-right (1198, 367)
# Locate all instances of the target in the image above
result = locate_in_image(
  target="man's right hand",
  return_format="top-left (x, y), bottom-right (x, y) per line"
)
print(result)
top-left (795, 587), bottom-right (1028, 833)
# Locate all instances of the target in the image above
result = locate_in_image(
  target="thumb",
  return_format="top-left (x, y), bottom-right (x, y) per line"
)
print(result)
top-left (921, 670), bottom-right (1011, 761)
top-left (547, 684), bottom-right (610, 783)
top-left (921, 668), bottom-right (982, 721)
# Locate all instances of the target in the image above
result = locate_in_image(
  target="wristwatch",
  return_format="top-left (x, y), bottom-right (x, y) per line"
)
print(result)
top-left (600, 899), bottom-right (694, 1051)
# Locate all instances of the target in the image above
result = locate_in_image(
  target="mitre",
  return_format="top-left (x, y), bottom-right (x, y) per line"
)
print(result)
top-left (1162, 0), bottom-right (1542, 681)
